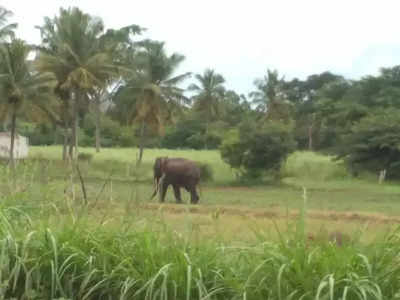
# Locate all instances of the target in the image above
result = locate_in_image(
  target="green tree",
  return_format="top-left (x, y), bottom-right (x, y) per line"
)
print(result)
top-left (160, 118), bottom-right (206, 149)
top-left (0, 39), bottom-right (55, 169)
top-left (89, 24), bottom-right (142, 152)
top-left (189, 69), bottom-right (225, 149)
top-left (250, 69), bottom-right (291, 122)
top-left (283, 72), bottom-right (348, 150)
top-left (336, 109), bottom-right (400, 179)
top-left (114, 39), bottom-right (190, 164)
top-left (36, 7), bottom-right (116, 159)
top-left (221, 90), bottom-right (252, 126)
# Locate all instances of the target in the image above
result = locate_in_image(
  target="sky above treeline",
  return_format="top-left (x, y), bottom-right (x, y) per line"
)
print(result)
top-left (3, 0), bottom-right (400, 95)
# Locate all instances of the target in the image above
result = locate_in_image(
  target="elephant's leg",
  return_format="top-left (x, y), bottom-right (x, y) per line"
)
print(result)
top-left (172, 185), bottom-right (182, 204)
top-left (189, 185), bottom-right (199, 204)
top-left (160, 180), bottom-right (169, 203)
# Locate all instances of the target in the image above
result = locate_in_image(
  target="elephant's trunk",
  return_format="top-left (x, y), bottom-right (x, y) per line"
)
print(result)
top-left (158, 174), bottom-right (165, 202)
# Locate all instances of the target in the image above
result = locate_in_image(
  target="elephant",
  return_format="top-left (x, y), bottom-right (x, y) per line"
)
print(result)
top-left (150, 157), bottom-right (200, 204)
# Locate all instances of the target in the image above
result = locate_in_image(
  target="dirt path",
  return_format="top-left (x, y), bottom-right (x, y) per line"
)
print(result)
top-left (140, 203), bottom-right (400, 224)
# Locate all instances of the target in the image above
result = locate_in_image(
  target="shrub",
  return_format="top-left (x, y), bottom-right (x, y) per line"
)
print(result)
top-left (184, 132), bottom-right (205, 150)
top-left (220, 120), bottom-right (297, 179)
top-left (160, 119), bottom-right (224, 150)
top-left (116, 126), bottom-right (136, 147)
top-left (83, 113), bottom-right (135, 147)
top-left (21, 122), bottom-right (57, 145)
top-left (78, 152), bottom-right (93, 162)
top-left (161, 119), bottom-right (206, 149)
top-left (196, 162), bottom-right (214, 182)
top-left (336, 108), bottom-right (400, 178)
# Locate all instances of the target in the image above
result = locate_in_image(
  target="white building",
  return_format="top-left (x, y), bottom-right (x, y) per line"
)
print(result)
top-left (0, 132), bottom-right (29, 159)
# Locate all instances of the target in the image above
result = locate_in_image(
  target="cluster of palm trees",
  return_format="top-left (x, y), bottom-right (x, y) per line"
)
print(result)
top-left (0, 5), bottom-right (284, 168)
top-left (0, 7), bottom-right (55, 169)
top-left (0, 6), bottom-right (198, 167)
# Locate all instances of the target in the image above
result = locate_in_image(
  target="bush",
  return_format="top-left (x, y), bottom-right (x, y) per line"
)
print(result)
top-left (82, 114), bottom-right (135, 147)
top-left (184, 132), bottom-right (204, 150)
top-left (160, 119), bottom-right (224, 150)
top-left (116, 126), bottom-right (136, 147)
top-left (78, 152), bottom-right (93, 162)
top-left (336, 108), bottom-right (400, 178)
top-left (21, 122), bottom-right (57, 145)
top-left (196, 162), bottom-right (214, 182)
top-left (220, 120), bottom-right (297, 179)
top-left (161, 119), bottom-right (206, 149)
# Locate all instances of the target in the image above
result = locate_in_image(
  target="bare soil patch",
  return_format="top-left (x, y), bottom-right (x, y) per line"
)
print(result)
top-left (140, 203), bottom-right (400, 224)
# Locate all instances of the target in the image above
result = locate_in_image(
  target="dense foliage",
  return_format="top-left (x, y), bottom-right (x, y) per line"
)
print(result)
top-left (337, 109), bottom-right (400, 178)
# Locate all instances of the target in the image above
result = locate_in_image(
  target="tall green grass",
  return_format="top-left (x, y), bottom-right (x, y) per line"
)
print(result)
top-left (0, 200), bottom-right (398, 299)
top-left (0, 158), bottom-right (399, 298)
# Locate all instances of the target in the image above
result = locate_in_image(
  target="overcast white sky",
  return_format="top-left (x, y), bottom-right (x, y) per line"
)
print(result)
top-left (3, 0), bottom-right (400, 95)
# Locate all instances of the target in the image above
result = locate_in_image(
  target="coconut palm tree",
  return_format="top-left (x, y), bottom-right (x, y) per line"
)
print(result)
top-left (35, 7), bottom-right (117, 159)
top-left (250, 69), bottom-right (290, 121)
top-left (114, 40), bottom-right (190, 164)
top-left (188, 69), bottom-right (225, 149)
top-left (89, 24), bottom-right (143, 152)
top-left (0, 7), bottom-right (17, 42)
top-left (0, 39), bottom-right (55, 169)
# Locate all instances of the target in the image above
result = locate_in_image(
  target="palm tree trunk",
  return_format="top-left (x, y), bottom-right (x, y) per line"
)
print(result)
top-left (62, 126), bottom-right (68, 161)
top-left (95, 98), bottom-right (101, 153)
top-left (137, 120), bottom-right (145, 166)
top-left (74, 104), bottom-right (79, 158)
top-left (308, 124), bottom-right (313, 151)
top-left (69, 94), bottom-right (79, 160)
top-left (9, 107), bottom-right (17, 171)
top-left (308, 114), bottom-right (315, 151)
top-left (205, 121), bottom-right (209, 150)
top-left (68, 136), bottom-right (74, 159)
top-left (53, 124), bottom-right (58, 145)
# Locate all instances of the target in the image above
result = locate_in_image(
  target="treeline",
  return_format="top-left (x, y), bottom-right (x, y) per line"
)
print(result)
top-left (1, 6), bottom-right (400, 178)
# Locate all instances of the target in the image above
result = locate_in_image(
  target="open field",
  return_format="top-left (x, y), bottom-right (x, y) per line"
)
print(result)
top-left (28, 146), bottom-right (400, 215)
top-left (0, 146), bottom-right (399, 298)
top-left (14, 146), bottom-right (400, 243)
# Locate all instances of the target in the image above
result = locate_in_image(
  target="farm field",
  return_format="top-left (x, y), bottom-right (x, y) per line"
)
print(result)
top-left (0, 146), bottom-right (400, 298)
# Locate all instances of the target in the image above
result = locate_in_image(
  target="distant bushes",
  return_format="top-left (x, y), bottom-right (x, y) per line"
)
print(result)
top-left (81, 114), bottom-right (136, 147)
top-left (196, 161), bottom-right (214, 182)
top-left (220, 120), bottom-right (297, 179)
top-left (160, 119), bottom-right (223, 149)
top-left (18, 122), bottom-right (57, 145)
top-left (77, 152), bottom-right (93, 162)
top-left (335, 109), bottom-right (400, 179)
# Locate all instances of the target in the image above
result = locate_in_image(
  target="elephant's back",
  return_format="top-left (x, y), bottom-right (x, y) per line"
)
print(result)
top-left (166, 158), bottom-right (200, 181)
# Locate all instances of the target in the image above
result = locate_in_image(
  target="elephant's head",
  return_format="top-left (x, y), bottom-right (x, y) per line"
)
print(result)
top-left (150, 157), bottom-right (168, 199)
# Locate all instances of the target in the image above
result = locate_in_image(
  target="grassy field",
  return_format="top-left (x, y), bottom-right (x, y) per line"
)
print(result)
top-left (19, 146), bottom-right (400, 241)
top-left (29, 146), bottom-right (400, 215)
top-left (0, 146), bottom-right (399, 298)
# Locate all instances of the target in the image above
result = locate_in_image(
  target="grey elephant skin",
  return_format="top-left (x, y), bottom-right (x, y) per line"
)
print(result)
top-left (151, 157), bottom-right (200, 204)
